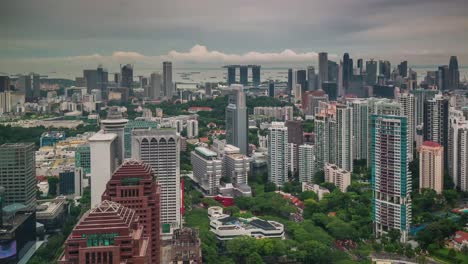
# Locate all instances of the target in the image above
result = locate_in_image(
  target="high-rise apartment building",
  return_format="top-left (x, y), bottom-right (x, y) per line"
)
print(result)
top-left (102, 161), bottom-right (161, 263)
top-left (191, 147), bottom-right (222, 195)
top-left (371, 115), bottom-right (412, 243)
top-left (335, 104), bottom-right (353, 172)
top-left (398, 93), bottom-right (416, 161)
top-left (324, 163), bottom-right (351, 192)
top-left (349, 99), bottom-right (368, 160)
top-left (299, 144), bottom-right (315, 183)
top-left (0, 143), bottom-right (36, 209)
top-left (163, 61), bottom-right (173, 99)
top-left (419, 141), bottom-right (444, 193)
top-left (225, 85), bottom-right (248, 155)
top-left (132, 129), bottom-right (181, 229)
top-left (318, 52), bottom-right (328, 89)
top-left (411, 89), bottom-right (438, 127)
top-left (314, 111), bottom-right (336, 170)
top-left (58, 200), bottom-right (151, 264)
top-left (423, 94), bottom-right (449, 168)
top-left (268, 122), bottom-right (289, 187)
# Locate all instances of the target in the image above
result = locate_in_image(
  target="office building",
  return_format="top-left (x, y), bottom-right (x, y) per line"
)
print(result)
top-left (132, 129), bottom-right (181, 229)
top-left (299, 144), bottom-right (315, 183)
top-left (398, 61), bottom-right (408, 77)
top-left (102, 161), bottom-right (161, 262)
top-left (335, 104), bottom-right (353, 172)
top-left (0, 76), bottom-right (10, 92)
top-left (225, 85), bottom-right (248, 154)
top-left (83, 66), bottom-right (108, 94)
top-left (324, 163), bottom-right (351, 192)
top-left (343, 53), bottom-right (351, 89)
top-left (101, 106), bottom-right (128, 163)
top-left (328, 60), bottom-right (339, 83)
top-left (58, 200), bottom-right (150, 264)
top-left (371, 115), bottom-right (412, 243)
top-left (268, 80), bottom-right (275, 97)
top-left (149, 72), bottom-right (162, 100)
top-left (17, 73), bottom-right (40, 101)
top-left (124, 120), bottom-right (159, 159)
top-left (75, 144), bottom-right (91, 175)
top-left (322, 82), bottom-right (338, 101)
top-left (296, 69), bottom-right (307, 93)
top-left (366, 60), bottom-right (378, 85)
top-left (419, 141), bottom-right (444, 193)
top-left (307, 66), bottom-right (317, 91)
top-left (187, 119), bottom-right (199, 138)
top-left (120, 64), bottom-right (133, 88)
top-left (89, 132), bottom-right (118, 207)
top-left (449, 56), bottom-right (460, 90)
top-left (268, 122), bottom-right (289, 187)
top-left (59, 169), bottom-right (75, 195)
top-left (223, 153), bottom-right (250, 187)
top-left (379, 60), bottom-right (391, 80)
top-left (191, 147), bottom-right (222, 195)
top-left (163, 61), bottom-right (173, 98)
top-left (227, 66), bottom-right (236, 85)
top-left (349, 99), bottom-right (368, 160)
top-left (318, 52), bottom-right (328, 89)
top-left (40, 131), bottom-right (66, 147)
top-left (0, 143), bottom-right (36, 209)
top-left (423, 94), bottom-right (449, 168)
top-left (437, 65), bottom-right (449, 91)
top-left (398, 93), bottom-right (416, 161)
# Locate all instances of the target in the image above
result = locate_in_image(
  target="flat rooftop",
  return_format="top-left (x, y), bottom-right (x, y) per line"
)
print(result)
top-left (89, 131), bottom-right (117, 141)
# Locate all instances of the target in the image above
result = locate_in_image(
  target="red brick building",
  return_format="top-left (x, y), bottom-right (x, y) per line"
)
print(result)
top-left (102, 160), bottom-right (161, 263)
top-left (58, 200), bottom-right (150, 264)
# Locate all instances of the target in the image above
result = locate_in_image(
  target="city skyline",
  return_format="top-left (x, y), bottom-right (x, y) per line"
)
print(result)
top-left (1, 0), bottom-right (468, 74)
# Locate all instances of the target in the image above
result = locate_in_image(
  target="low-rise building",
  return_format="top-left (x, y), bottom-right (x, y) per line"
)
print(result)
top-left (324, 163), bottom-right (351, 192)
top-left (452, 231), bottom-right (468, 251)
top-left (169, 228), bottom-right (202, 264)
top-left (36, 196), bottom-right (67, 231)
top-left (208, 207), bottom-right (284, 241)
top-left (301, 182), bottom-right (330, 200)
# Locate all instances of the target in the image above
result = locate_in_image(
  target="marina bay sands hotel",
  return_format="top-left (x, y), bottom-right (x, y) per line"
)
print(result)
top-left (223, 65), bottom-right (261, 86)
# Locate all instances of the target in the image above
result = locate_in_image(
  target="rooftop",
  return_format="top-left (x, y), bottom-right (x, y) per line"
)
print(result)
top-left (422, 141), bottom-right (442, 148)
top-left (89, 131), bottom-right (117, 142)
top-left (195, 147), bottom-right (218, 158)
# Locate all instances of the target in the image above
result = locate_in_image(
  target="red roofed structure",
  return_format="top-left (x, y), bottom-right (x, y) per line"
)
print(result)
top-left (452, 231), bottom-right (468, 251)
top-left (102, 160), bottom-right (161, 263)
top-left (422, 141), bottom-right (442, 148)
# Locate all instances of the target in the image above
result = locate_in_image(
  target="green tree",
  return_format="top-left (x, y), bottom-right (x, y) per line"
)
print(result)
top-left (264, 182), bottom-right (277, 192)
top-left (246, 252), bottom-right (264, 264)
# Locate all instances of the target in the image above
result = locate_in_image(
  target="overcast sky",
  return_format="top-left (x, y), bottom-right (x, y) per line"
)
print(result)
top-left (1, 0), bottom-right (467, 76)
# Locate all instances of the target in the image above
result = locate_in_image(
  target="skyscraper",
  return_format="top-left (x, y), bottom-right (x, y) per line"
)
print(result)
top-left (398, 93), bottom-right (416, 161)
top-left (268, 80), bottom-right (275, 97)
top-left (423, 94), bottom-right (449, 168)
top-left (225, 85), bottom-right (248, 155)
top-left (343, 53), bottom-right (351, 89)
top-left (419, 141), bottom-right (444, 193)
top-left (296, 70), bottom-right (307, 94)
top-left (410, 89), bottom-right (438, 127)
top-left (453, 124), bottom-right (468, 191)
top-left (121, 64), bottom-right (133, 88)
top-left (398, 61), bottom-right (408, 77)
top-left (0, 76), bottom-right (10, 92)
top-left (327, 60), bottom-right (339, 82)
top-left (366, 60), bottom-right (378, 86)
top-left (58, 200), bottom-right (151, 264)
top-left (268, 122), bottom-right (289, 187)
top-left (132, 129), bottom-right (181, 230)
top-left (0, 143), bottom-right (36, 209)
top-left (318, 52), bottom-right (328, 89)
top-left (357, 58), bottom-right (364, 74)
top-left (299, 144), bottom-right (315, 183)
top-left (335, 104), bottom-right (353, 172)
top-left (314, 111), bottom-right (336, 170)
top-left (227, 66), bottom-right (236, 85)
top-left (379, 60), bottom-right (391, 80)
top-left (437, 65), bottom-right (449, 91)
top-left (101, 106), bottom-right (129, 163)
top-left (163, 61), bottom-right (173, 99)
top-left (84, 66), bottom-right (108, 94)
top-left (239, 66), bottom-right (248, 86)
top-left (371, 115), bottom-right (412, 243)
top-left (149, 72), bottom-right (162, 100)
top-left (307, 66), bottom-right (317, 91)
top-left (17, 73), bottom-right (40, 101)
top-left (287, 68), bottom-right (294, 97)
top-left (448, 56), bottom-right (460, 90)
top-left (286, 120), bottom-right (304, 174)
top-left (102, 161), bottom-right (161, 263)
top-left (349, 99), bottom-right (368, 161)
top-left (252, 65), bottom-right (261, 86)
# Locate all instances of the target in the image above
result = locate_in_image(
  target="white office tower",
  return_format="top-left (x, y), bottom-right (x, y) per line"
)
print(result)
top-left (89, 132), bottom-right (118, 207)
top-left (299, 144), bottom-right (315, 183)
top-left (371, 115), bottom-right (412, 243)
top-left (224, 153), bottom-right (250, 186)
top-left (187, 119), bottom-right (199, 138)
top-left (149, 72), bottom-right (162, 99)
top-left (349, 99), bottom-right (369, 160)
top-left (100, 106), bottom-right (128, 164)
top-left (335, 104), bottom-right (353, 172)
top-left (132, 129), bottom-right (181, 229)
top-left (398, 93), bottom-right (416, 161)
top-left (324, 163), bottom-right (351, 192)
top-left (268, 122), bottom-right (289, 187)
top-left (191, 147), bottom-right (222, 195)
top-left (225, 85), bottom-right (248, 155)
top-left (172, 119), bottom-right (184, 133)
